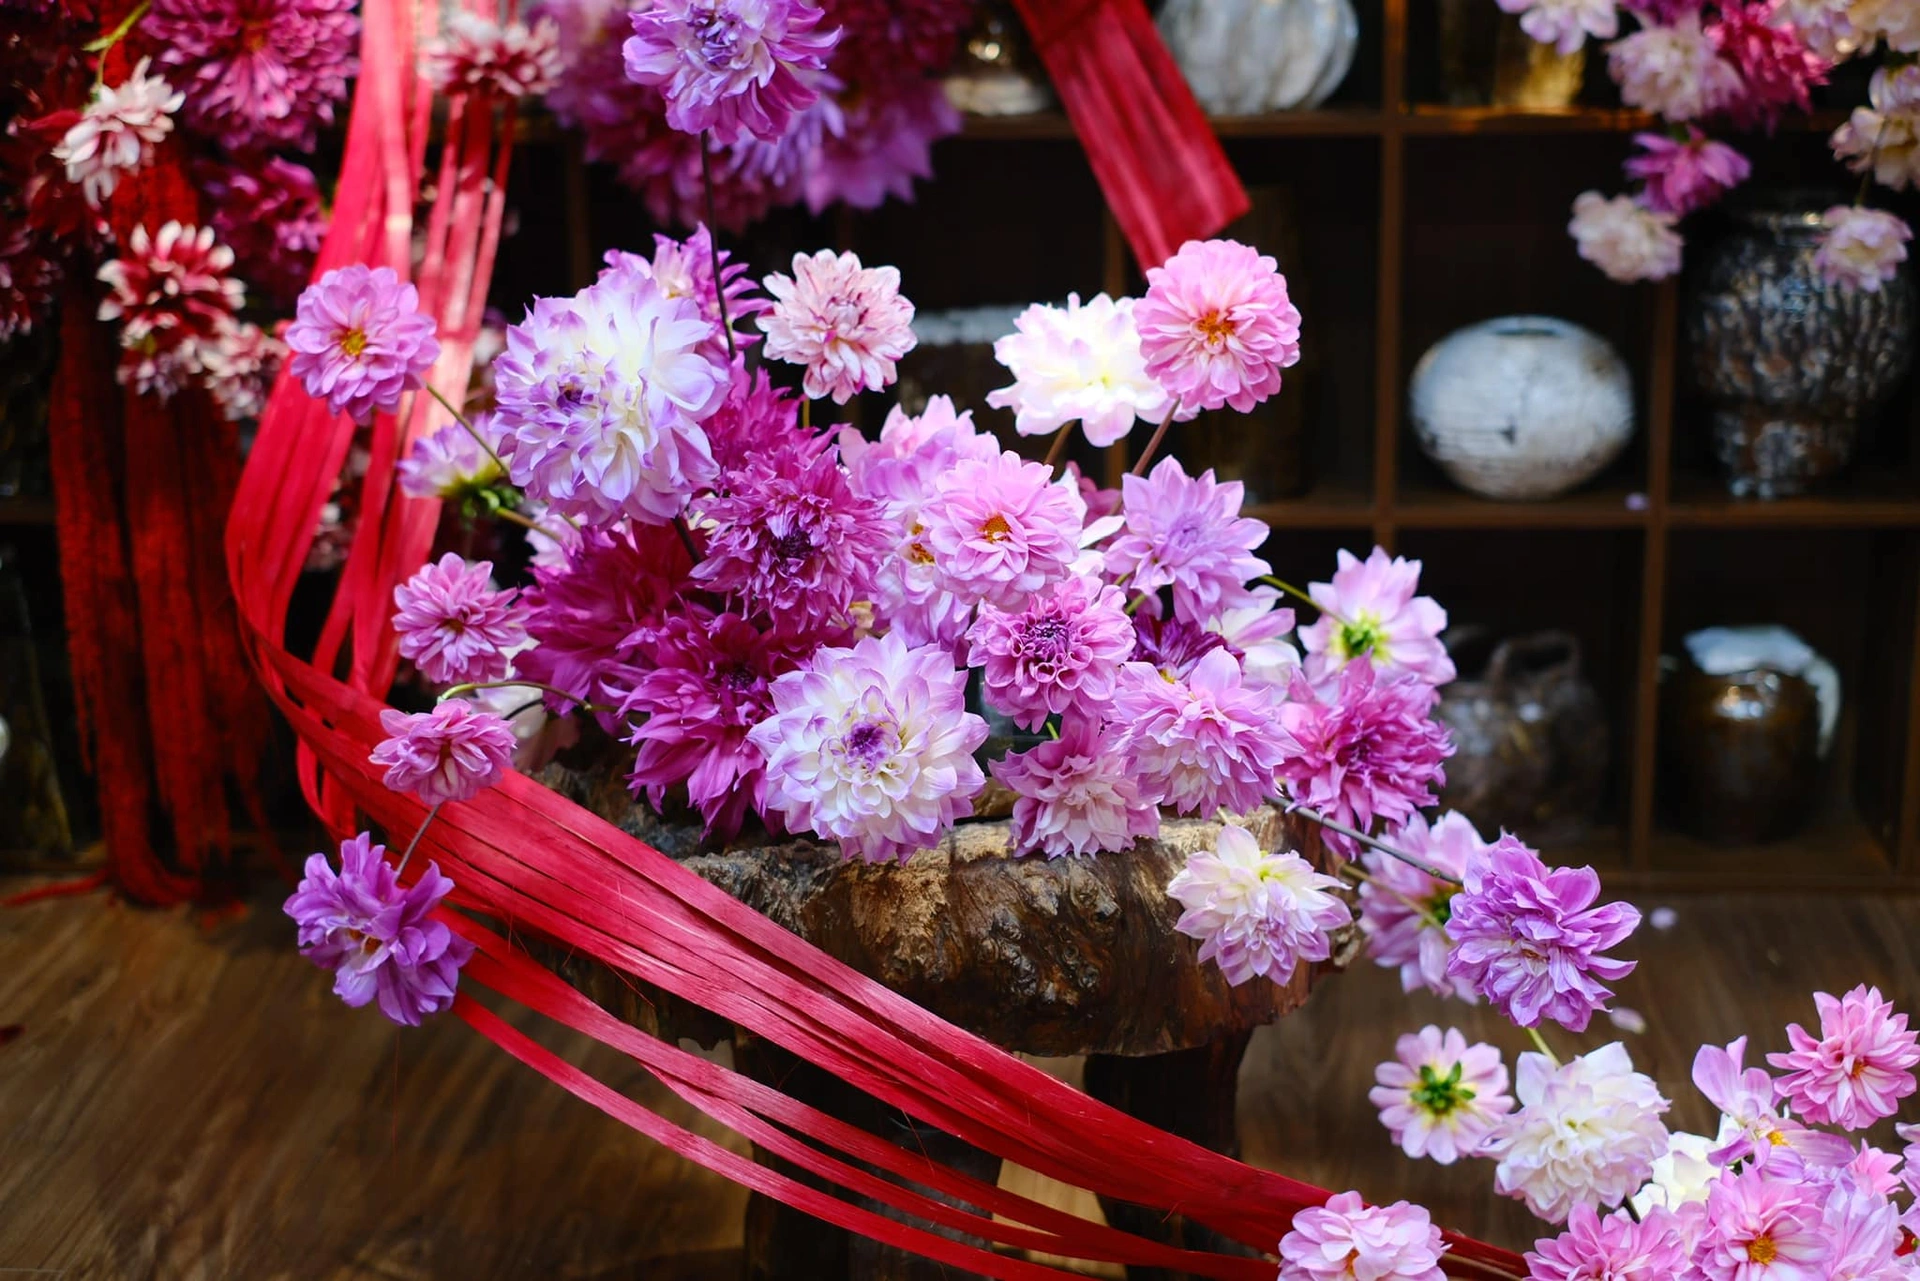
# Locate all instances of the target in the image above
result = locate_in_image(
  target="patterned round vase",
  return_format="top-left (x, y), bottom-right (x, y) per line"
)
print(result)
top-left (1687, 199), bottom-right (1916, 500)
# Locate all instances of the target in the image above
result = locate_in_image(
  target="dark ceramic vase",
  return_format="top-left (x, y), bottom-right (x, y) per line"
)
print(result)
top-left (1686, 196), bottom-right (1915, 499)
top-left (1435, 631), bottom-right (1609, 845)
top-left (1660, 664), bottom-right (1820, 845)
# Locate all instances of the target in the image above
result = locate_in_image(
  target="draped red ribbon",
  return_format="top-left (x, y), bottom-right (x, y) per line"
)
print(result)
top-left (221, 3), bottom-right (1523, 1274)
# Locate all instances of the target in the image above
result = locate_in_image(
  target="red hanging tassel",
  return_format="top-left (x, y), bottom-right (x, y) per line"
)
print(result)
top-left (1008, 0), bottom-right (1250, 268)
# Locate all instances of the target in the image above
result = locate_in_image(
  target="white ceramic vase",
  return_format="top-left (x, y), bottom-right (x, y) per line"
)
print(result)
top-left (1157, 0), bottom-right (1359, 114)
top-left (1408, 316), bottom-right (1635, 502)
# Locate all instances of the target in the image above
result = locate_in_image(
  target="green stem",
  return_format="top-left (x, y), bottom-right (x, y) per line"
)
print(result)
top-left (1333, 857), bottom-right (1446, 932)
top-left (1124, 590), bottom-right (1154, 616)
top-left (427, 384), bottom-right (510, 475)
top-left (1043, 422), bottom-right (1073, 470)
top-left (86, 0), bottom-right (152, 87)
top-left (1258, 574), bottom-right (1348, 626)
top-left (439, 679), bottom-right (618, 717)
top-left (493, 507), bottom-right (566, 543)
top-left (699, 134), bottom-right (735, 362)
top-left (801, 398), bottom-right (811, 433)
top-left (1525, 1025), bottom-right (1560, 1066)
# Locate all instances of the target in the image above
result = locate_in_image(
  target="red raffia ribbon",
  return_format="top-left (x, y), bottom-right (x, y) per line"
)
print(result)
top-left (1007, 0), bottom-right (1250, 268)
top-left (222, 2), bottom-right (1523, 1275)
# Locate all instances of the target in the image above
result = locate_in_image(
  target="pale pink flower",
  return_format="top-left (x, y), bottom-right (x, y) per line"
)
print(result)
top-left (1134, 238), bottom-right (1302, 413)
top-left (1830, 66), bottom-right (1920, 193)
top-left (991, 719), bottom-right (1160, 858)
top-left (425, 13), bottom-right (563, 98)
top-left (921, 448), bottom-right (1086, 610)
top-left (1358, 810), bottom-right (1485, 1001)
top-left (1569, 192), bottom-right (1683, 284)
top-left (1691, 1167), bottom-right (1829, 1281)
top-left (286, 265), bottom-right (441, 424)
top-left (1498, 0), bottom-right (1619, 54)
top-left (1113, 648), bottom-right (1287, 818)
top-left (1168, 823), bottom-right (1350, 988)
top-left (1490, 1043), bottom-right (1671, 1225)
top-left (1778, 0), bottom-right (1864, 60)
top-left (1693, 1036), bottom-right (1853, 1172)
top-left (1370, 1026), bottom-right (1513, 1164)
top-left (1768, 985), bottom-right (1920, 1131)
top-left (1525, 1204), bottom-right (1689, 1281)
top-left (757, 249), bottom-right (915, 403)
top-left (1103, 457), bottom-right (1270, 624)
top-left (1835, 1143), bottom-right (1905, 1198)
top-left (966, 574), bottom-right (1135, 728)
top-left (370, 703), bottom-right (518, 805)
top-left (1822, 1181), bottom-right (1906, 1281)
top-left (1298, 546), bottom-right (1453, 686)
top-left (53, 58), bottom-right (182, 207)
top-left (1853, 0), bottom-right (1920, 55)
top-left (986, 293), bottom-right (1174, 447)
top-left (392, 553), bottom-right (529, 687)
top-left (1203, 587), bottom-right (1301, 690)
top-left (397, 415), bottom-right (507, 501)
top-left (1278, 1191), bottom-right (1447, 1281)
top-left (1626, 130), bottom-right (1751, 217)
top-left (1606, 15), bottom-right (1742, 120)
top-left (1814, 207), bottom-right (1912, 294)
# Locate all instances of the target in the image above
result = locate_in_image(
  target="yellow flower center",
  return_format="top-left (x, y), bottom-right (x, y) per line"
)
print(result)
top-left (1747, 1235), bottom-right (1777, 1265)
top-left (1194, 309), bottom-right (1238, 348)
top-left (340, 327), bottom-right (368, 358)
top-left (980, 514), bottom-right (1012, 544)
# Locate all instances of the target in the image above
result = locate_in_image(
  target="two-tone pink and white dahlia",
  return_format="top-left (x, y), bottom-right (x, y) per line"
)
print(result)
top-left (1113, 647), bottom-right (1287, 817)
top-left (921, 448), bottom-right (1087, 611)
top-left (757, 249), bottom-right (915, 403)
top-left (1168, 823), bottom-right (1350, 987)
top-left (52, 58), bottom-right (181, 207)
top-left (425, 13), bottom-right (563, 98)
top-left (96, 222), bottom-right (245, 398)
top-left (986, 293), bottom-right (1174, 447)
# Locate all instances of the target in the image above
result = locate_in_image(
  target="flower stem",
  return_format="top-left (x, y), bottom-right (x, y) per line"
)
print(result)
top-left (396, 801), bottom-right (443, 876)
top-left (673, 514), bottom-right (703, 565)
top-left (801, 398), bottom-right (811, 433)
top-left (1044, 422), bottom-right (1073, 469)
top-left (439, 679), bottom-right (618, 717)
top-left (1129, 399), bottom-right (1181, 478)
top-left (1525, 1024), bottom-right (1560, 1067)
top-left (427, 384), bottom-right (511, 476)
top-left (1287, 803), bottom-right (1463, 886)
top-left (86, 0), bottom-right (152, 86)
top-left (1332, 857), bottom-right (1447, 931)
top-left (699, 135), bottom-right (735, 362)
top-left (493, 507), bottom-right (566, 541)
top-left (1256, 574), bottom-right (1349, 625)
top-left (1124, 590), bottom-right (1153, 616)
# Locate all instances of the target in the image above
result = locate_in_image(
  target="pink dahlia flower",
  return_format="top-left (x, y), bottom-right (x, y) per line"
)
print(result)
top-left (1708, 2), bottom-right (1828, 132)
top-left (1113, 647), bottom-right (1286, 817)
top-left (1694, 1036), bottom-right (1853, 1172)
top-left (1495, 0), bottom-right (1618, 54)
top-left (287, 265), bottom-right (441, 425)
top-left (748, 632), bottom-right (987, 862)
top-left (1370, 1026), bottom-right (1513, 1164)
top-left (702, 361), bottom-right (806, 475)
top-left (1204, 587), bottom-right (1301, 690)
top-left (1691, 1167), bottom-right (1829, 1281)
top-left (921, 448), bottom-right (1087, 610)
top-left (757, 249), bottom-right (915, 403)
top-left (690, 438), bottom-right (894, 633)
top-left (1359, 810), bottom-right (1485, 1000)
top-left (1134, 238), bottom-right (1301, 414)
top-left (392, 553), bottom-right (529, 687)
top-left (1444, 834), bottom-right (1640, 1032)
top-left (396, 415), bottom-right (508, 501)
top-left (1104, 457), bottom-right (1271, 624)
top-left (1277, 1190), bottom-right (1446, 1281)
top-left (965, 574), bottom-right (1135, 729)
top-left (1569, 192), bottom-right (1683, 284)
top-left (622, 612), bottom-right (808, 840)
top-left (1627, 129), bottom-right (1751, 217)
top-left (1607, 15), bottom-right (1742, 121)
top-left (370, 703), bottom-right (519, 806)
top-left (425, 13), bottom-right (563, 98)
top-left (1525, 1203), bottom-right (1689, 1281)
top-left (283, 831), bottom-right (474, 1027)
top-left (1274, 663), bottom-right (1451, 853)
top-left (143, 0), bottom-right (359, 152)
top-left (1298, 546), bottom-right (1454, 686)
top-left (199, 156), bottom-right (328, 307)
top-left (991, 718), bottom-right (1160, 859)
top-left (1491, 1043), bottom-right (1671, 1225)
top-left (1130, 614), bottom-right (1232, 681)
top-left (1768, 986), bottom-right (1920, 1131)
top-left (622, 0), bottom-right (839, 144)
top-left (95, 221), bottom-right (245, 399)
top-left (52, 58), bottom-right (180, 208)
top-left (1814, 207), bottom-right (1912, 294)
top-left (987, 292), bottom-right (1174, 448)
top-left (1168, 823), bottom-right (1350, 987)
top-left (798, 78), bottom-right (960, 214)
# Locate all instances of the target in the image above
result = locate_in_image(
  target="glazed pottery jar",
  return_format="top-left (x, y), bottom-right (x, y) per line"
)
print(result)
top-left (1435, 631), bottom-right (1610, 845)
top-left (1687, 198), bottom-right (1915, 499)
top-left (1158, 0), bottom-right (1359, 114)
top-left (1409, 316), bottom-right (1635, 501)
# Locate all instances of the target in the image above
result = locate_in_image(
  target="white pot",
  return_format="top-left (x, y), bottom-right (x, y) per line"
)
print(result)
top-left (1409, 316), bottom-right (1635, 502)
top-left (1158, 0), bottom-right (1359, 114)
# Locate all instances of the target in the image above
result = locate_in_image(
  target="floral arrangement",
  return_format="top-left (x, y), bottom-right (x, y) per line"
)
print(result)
top-left (1491, 0), bottom-right (1916, 290)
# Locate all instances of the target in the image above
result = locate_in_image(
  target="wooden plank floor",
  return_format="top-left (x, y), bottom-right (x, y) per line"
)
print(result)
top-left (2, 876), bottom-right (1915, 1277)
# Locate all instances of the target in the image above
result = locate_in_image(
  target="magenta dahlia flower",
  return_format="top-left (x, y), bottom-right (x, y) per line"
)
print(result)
top-left (95, 221), bottom-right (245, 399)
top-left (1768, 986), bottom-right (1920, 1131)
top-left (965, 574), bottom-right (1135, 730)
top-left (921, 448), bottom-right (1087, 611)
top-left (1130, 614), bottom-right (1231, 681)
top-left (990, 719), bottom-right (1160, 859)
top-left (198, 155), bottom-right (328, 306)
top-left (284, 831), bottom-right (474, 1026)
top-left (1691, 1167), bottom-right (1829, 1281)
top-left (1112, 647), bottom-right (1286, 817)
top-left (1104, 457), bottom-right (1270, 624)
top-left (1169, 823), bottom-right (1350, 988)
top-left (1273, 663), bottom-right (1451, 849)
top-left (1370, 1026), bottom-right (1512, 1165)
top-left (392, 553), bottom-right (529, 687)
top-left (143, 0), bottom-right (359, 152)
top-left (1134, 237), bottom-right (1302, 414)
top-left (622, 612), bottom-right (807, 840)
top-left (702, 361), bottom-right (807, 474)
top-left (1525, 1203), bottom-right (1688, 1281)
top-left (370, 703), bottom-right (519, 805)
top-left (824, 0), bottom-right (976, 90)
top-left (1444, 835), bottom-right (1640, 1032)
top-left (748, 631), bottom-right (987, 862)
top-left (602, 223), bottom-right (768, 364)
top-left (1277, 1191), bottom-right (1446, 1281)
top-left (1298, 546), bottom-right (1454, 687)
top-left (757, 249), bottom-right (916, 403)
top-left (622, 0), bottom-right (840, 144)
top-left (1359, 810), bottom-right (1484, 1000)
top-left (286, 265), bottom-right (441, 424)
top-left (1708, 2), bottom-right (1828, 132)
top-left (1626, 129), bottom-right (1751, 218)
top-left (690, 439), bottom-right (894, 633)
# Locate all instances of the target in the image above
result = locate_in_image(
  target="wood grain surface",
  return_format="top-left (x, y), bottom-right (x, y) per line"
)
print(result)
top-left (2, 876), bottom-right (1914, 1277)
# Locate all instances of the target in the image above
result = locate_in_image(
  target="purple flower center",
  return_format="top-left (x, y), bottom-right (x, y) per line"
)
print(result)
top-left (771, 525), bottom-right (815, 562)
top-left (692, 8), bottom-right (746, 69)
top-left (1018, 615), bottom-right (1071, 668)
top-left (841, 719), bottom-right (896, 771)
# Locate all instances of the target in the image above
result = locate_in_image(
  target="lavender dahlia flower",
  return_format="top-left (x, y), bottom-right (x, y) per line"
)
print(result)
top-left (622, 0), bottom-right (840, 144)
top-left (1444, 835), bottom-right (1641, 1033)
top-left (1112, 647), bottom-right (1287, 817)
top-left (748, 631), bottom-right (987, 863)
top-left (1359, 810), bottom-right (1484, 1001)
top-left (396, 415), bottom-right (507, 502)
top-left (1104, 458), bottom-right (1270, 624)
top-left (284, 831), bottom-right (475, 1026)
top-left (601, 223), bottom-right (767, 365)
top-left (965, 574), bottom-right (1135, 730)
top-left (990, 719), bottom-right (1160, 859)
top-left (1297, 546), bottom-right (1454, 687)
top-left (286, 265), bottom-right (441, 425)
top-left (391, 553), bottom-right (529, 687)
top-left (199, 156), bottom-right (329, 307)
top-left (1168, 823), bottom-right (1350, 988)
top-left (370, 703), bottom-right (519, 805)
